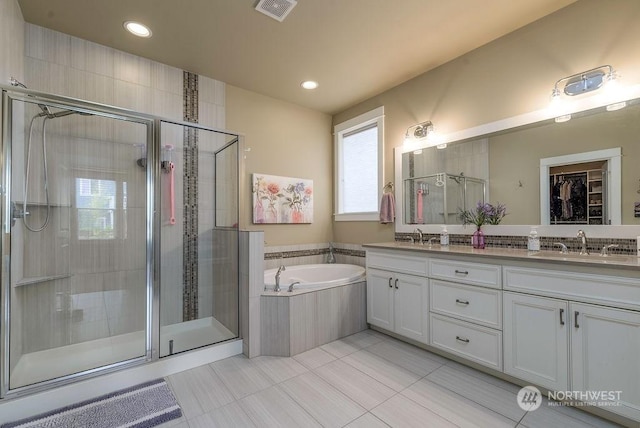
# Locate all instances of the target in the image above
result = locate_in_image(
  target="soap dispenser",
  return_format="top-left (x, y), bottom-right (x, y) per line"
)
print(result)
top-left (440, 226), bottom-right (449, 247)
top-left (528, 227), bottom-right (540, 252)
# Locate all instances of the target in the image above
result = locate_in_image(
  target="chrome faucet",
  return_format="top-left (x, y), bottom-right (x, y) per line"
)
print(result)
top-left (577, 230), bottom-right (589, 255)
top-left (326, 242), bottom-right (336, 264)
top-left (274, 265), bottom-right (286, 292)
top-left (553, 242), bottom-right (569, 254)
top-left (288, 281), bottom-right (301, 292)
top-left (427, 237), bottom-right (437, 248)
top-left (414, 228), bottom-right (424, 245)
top-left (600, 244), bottom-right (619, 257)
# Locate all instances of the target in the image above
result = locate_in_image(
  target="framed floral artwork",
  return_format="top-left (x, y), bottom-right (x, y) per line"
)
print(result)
top-left (252, 174), bottom-right (313, 224)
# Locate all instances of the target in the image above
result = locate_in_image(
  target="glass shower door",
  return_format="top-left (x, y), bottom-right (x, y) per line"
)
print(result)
top-left (2, 96), bottom-right (152, 391)
top-left (158, 121), bottom-right (239, 357)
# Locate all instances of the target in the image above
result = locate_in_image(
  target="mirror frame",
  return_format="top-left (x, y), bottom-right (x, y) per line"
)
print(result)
top-left (394, 83), bottom-right (640, 238)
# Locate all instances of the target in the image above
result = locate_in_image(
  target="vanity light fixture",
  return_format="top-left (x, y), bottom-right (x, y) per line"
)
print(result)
top-left (550, 65), bottom-right (624, 121)
top-left (404, 120), bottom-right (442, 147)
top-left (124, 21), bottom-right (152, 38)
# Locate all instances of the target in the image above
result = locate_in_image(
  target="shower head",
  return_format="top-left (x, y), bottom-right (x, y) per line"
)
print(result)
top-left (10, 77), bottom-right (54, 117)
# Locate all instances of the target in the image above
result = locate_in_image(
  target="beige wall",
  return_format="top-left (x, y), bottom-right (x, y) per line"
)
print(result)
top-left (226, 85), bottom-right (333, 246)
top-left (332, 0), bottom-right (640, 243)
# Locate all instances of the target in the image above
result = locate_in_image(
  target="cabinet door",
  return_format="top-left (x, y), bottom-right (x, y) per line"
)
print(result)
top-left (503, 292), bottom-right (569, 391)
top-left (366, 268), bottom-right (394, 331)
top-left (571, 303), bottom-right (640, 421)
top-left (394, 273), bottom-right (428, 344)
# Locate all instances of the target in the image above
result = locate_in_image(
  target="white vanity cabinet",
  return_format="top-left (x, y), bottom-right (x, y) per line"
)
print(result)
top-left (571, 302), bottom-right (640, 420)
top-left (504, 266), bottom-right (640, 421)
top-left (364, 244), bottom-right (640, 424)
top-left (366, 251), bottom-right (429, 344)
top-left (503, 292), bottom-right (569, 391)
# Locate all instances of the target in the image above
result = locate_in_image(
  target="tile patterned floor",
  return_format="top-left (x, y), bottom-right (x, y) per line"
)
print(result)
top-left (161, 329), bottom-right (622, 428)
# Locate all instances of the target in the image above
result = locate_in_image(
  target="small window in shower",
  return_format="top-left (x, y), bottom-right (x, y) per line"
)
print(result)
top-left (75, 178), bottom-right (120, 240)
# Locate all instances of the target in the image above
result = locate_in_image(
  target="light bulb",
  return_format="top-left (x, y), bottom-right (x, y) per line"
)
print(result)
top-left (555, 114), bottom-right (572, 123)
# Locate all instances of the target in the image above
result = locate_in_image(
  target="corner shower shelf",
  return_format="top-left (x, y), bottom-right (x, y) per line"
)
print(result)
top-left (15, 274), bottom-right (72, 287)
top-left (14, 201), bottom-right (71, 208)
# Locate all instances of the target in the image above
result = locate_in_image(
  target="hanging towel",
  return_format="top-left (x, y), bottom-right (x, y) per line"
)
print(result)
top-left (380, 192), bottom-right (396, 224)
top-left (416, 189), bottom-right (424, 223)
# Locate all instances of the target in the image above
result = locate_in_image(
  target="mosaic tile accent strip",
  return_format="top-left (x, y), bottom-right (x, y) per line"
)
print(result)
top-left (183, 71), bottom-right (199, 321)
top-left (264, 247), bottom-right (366, 260)
top-left (394, 233), bottom-right (636, 255)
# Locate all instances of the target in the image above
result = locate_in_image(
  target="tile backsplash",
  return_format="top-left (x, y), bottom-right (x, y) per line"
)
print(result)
top-left (395, 233), bottom-right (636, 255)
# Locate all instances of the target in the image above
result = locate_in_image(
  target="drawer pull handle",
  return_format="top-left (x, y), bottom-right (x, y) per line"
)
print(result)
top-left (388, 278), bottom-right (393, 288)
top-left (456, 336), bottom-right (470, 344)
top-left (455, 299), bottom-right (469, 306)
top-left (574, 311), bottom-right (580, 328)
top-left (559, 308), bottom-right (565, 326)
top-left (454, 270), bottom-right (469, 275)
top-left (394, 278), bottom-right (399, 289)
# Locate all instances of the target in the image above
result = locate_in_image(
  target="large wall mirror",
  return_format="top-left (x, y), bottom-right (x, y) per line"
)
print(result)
top-left (395, 92), bottom-right (640, 236)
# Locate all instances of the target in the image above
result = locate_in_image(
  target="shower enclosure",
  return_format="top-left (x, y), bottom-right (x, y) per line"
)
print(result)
top-left (0, 86), bottom-right (240, 396)
top-left (404, 173), bottom-right (486, 224)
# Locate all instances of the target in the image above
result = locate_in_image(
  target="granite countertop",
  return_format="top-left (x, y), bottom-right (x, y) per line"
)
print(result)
top-left (363, 241), bottom-right (640, 270)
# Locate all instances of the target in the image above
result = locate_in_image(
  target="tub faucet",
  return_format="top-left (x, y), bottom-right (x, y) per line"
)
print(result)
top-left (326, 242), bottom-right (336, 264)
top-left (274, 265), bottom-right (286, 292)
top-left (413, 228), bottom-right (424, 245)
top-left (288, 281), bottom-right (301, 292)
top-left (577, 230), bottom-right (589, 255)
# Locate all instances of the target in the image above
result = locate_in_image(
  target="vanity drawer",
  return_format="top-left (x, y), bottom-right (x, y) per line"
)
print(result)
top-left (503, 266), bottom-right (640, 311)
top-left (430, 314), bottom-right (502, 371)
top-left (430, 280), bottom-right (502, 329)
top-left (366, 250), bottom-right (428, 277)
top-left (429, 259), bottom-right (501, 288)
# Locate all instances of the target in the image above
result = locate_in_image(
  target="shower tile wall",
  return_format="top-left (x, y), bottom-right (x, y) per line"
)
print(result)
top-left (17, 22), bottom-right (226, 351)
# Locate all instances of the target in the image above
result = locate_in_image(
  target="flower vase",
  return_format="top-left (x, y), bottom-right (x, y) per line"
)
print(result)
top-left (292, 209), bottom-right (304, 223)
top-left (254, 198), bottom-right (265, 223)
top-left (266, 205), bottom-right (278, 223)
top-left (472, 227), bottom-right (485, 249)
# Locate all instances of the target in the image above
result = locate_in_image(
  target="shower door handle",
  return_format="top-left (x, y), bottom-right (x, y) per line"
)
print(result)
top-left (9, 201), bottom-right (29, 227)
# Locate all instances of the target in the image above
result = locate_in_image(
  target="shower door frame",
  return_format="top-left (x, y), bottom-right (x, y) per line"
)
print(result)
top-left (0, 86), bottom-right (242, 399)
top-left (0, 88), bottom-right (158, 399)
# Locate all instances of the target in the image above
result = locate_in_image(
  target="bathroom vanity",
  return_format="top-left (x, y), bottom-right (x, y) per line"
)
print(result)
top-left (364, 243), bottom-right (640, 424)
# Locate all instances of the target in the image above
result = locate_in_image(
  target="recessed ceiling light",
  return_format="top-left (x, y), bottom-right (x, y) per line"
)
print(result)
top-left (301, 81), bottom-right (319, 90)
top-left (124, 21), bottom-right (152, 38)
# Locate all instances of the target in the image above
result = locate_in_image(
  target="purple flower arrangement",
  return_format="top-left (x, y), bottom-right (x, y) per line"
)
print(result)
top-left (459, 201), bottom-right (507, 227)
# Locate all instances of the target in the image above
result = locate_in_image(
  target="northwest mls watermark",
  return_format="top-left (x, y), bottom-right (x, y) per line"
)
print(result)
top-left (517, 386), bottom-right (623, 412)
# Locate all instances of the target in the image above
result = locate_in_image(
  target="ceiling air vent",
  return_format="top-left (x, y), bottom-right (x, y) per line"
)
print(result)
top-left (255, 0), bottom-right (298, 22)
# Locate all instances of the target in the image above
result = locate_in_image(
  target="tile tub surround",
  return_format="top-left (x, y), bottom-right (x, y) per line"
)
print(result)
top-left (163, 329), bottom-right (622, 428)
top-left (395, 232), bottom-right (637, 256)
top-left (264, 242), bottom-right (366, 270)
top-left (261, 281), bottom-right (367, 357)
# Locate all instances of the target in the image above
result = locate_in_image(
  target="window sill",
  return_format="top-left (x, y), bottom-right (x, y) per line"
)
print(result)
top-left (334, 213), bottom-right (379, 222)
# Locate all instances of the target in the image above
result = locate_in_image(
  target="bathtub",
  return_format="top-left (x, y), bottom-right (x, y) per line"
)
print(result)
top-left (263, 264), bottom-right (365, 291)
top-left (261, 263), bottom-right (368, 356)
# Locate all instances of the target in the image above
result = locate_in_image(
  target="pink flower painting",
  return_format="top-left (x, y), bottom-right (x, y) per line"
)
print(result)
top-left (252, 174), bottom-right (313, 224)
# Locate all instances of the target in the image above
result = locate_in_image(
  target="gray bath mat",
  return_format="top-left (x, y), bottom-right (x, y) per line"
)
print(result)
top-left (2, 378), bottom-right (181, 428)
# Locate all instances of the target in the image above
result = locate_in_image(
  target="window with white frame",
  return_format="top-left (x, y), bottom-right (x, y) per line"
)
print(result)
top-left (334, 106), bottom-right (384, 221)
